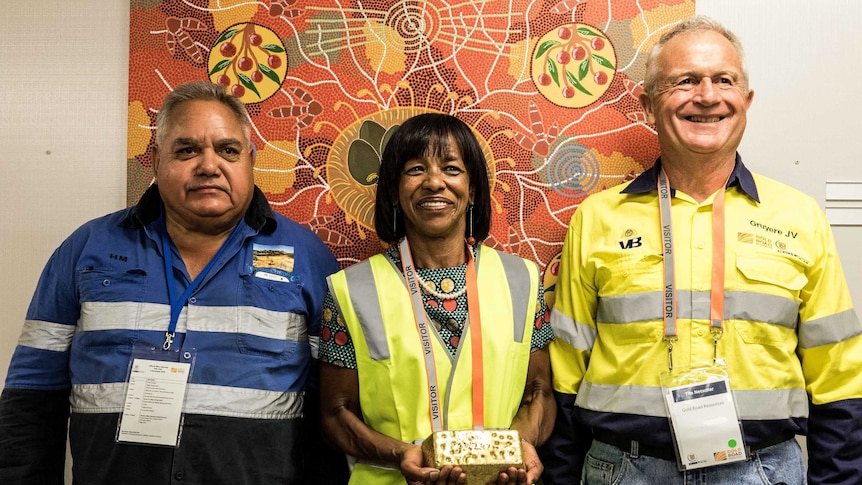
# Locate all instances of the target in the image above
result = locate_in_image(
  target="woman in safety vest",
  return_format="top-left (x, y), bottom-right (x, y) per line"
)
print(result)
top-left (318, 113), bottom-right (556, 485)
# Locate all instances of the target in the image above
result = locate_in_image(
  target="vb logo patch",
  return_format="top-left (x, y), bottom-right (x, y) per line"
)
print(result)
top-left (618, 229), bottom-right (642, 250)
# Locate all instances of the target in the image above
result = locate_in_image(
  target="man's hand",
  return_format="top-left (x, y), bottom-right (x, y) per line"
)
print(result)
top-left (492, 440), bottom-right (542, 485)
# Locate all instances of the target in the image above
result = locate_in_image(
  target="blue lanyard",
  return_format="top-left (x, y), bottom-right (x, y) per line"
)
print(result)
top-left (161, 221), bottom-right (242, 350)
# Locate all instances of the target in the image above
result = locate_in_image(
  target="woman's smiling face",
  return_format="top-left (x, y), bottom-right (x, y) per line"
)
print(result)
top-left (398, 135), bottom-right (473, 244)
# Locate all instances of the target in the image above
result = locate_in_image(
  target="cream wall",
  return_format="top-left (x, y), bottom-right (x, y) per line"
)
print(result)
top-left (699, 0), bottom-right (862, 320)
top-left (1, 1), bottom-right (860, 482)
top-left (0, 3), bottom-right (128, 385)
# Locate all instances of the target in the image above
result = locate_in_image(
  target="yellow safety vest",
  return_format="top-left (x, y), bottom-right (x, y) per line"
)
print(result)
top-left (329, 245), bottom-right (538, 485)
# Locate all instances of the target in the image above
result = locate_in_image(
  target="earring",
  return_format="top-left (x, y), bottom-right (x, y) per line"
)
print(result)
top-left (466, 204), bottom-right (476, 245)
top-left (392, 204), bottom-right (400, 237)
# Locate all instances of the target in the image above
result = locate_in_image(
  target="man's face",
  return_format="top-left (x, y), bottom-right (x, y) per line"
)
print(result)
top-left (640, 30), bottom-right (754, 161)
top-left (154, 99), bottom-right (255, 234)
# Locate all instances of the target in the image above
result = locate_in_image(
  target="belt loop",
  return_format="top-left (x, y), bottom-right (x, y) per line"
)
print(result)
top-left (630, 440), bottom-right (640, 458)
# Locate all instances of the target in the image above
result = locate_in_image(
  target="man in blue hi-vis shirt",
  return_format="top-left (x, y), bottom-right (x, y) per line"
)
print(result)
top-left (0, 81), bottom-right (348, 485)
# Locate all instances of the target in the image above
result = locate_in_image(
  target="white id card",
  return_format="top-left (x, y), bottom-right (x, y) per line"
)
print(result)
top-left (661, 363), bottom-right (746, 470)
top-left (117, 358), bottom-right (191, 446)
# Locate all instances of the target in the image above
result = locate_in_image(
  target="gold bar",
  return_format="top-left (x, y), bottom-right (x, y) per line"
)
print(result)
top-left (421, 429), bottom-right (524, 484)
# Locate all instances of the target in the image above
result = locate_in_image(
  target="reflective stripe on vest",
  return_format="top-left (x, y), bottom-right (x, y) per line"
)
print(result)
top-left (341, 246), bottom-right (533, 361)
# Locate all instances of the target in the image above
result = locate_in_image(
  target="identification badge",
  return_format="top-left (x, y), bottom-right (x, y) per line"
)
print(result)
top-left (117, 346), bottom-right (195, 447)
top-left (660, 361), bottom-right (746, 470)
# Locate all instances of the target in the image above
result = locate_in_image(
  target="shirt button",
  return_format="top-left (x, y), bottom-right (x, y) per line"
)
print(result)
top-left (696, 329), bottom-right (705, 337)
top-left (102, 279), bottom-right (111, 286)
top-left (696, 242), bottom-right (705, 249)
top-left (188, 297), bottom-right (197, 304)
top-left (174, 471), bottom-right (184, 481)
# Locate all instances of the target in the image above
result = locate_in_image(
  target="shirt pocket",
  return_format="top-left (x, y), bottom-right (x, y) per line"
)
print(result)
top-left (596, 252), bottom-right (664, 345)
top-left (736, 251), bottom-right (807, 293)
top-left (596, 251), bottom-right (664, 296)
top-left (237, 276), bottom-right (306, 360)
top-left (76, 268), bottom-right (147, 347)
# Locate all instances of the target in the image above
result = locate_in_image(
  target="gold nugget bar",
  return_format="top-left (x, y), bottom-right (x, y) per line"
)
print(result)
top-left (421, 429), bottom-right (524, 484)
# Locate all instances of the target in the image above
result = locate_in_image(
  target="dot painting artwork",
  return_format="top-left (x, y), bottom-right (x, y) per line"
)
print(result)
top-left (128, 0), bottom-right (695, 306)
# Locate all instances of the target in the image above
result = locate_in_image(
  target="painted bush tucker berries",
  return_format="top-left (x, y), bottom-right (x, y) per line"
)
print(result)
top-left (531, 23), bottom-right (616, 108)
top-left (219, 42), bottom-right (237, 57)
top-left (594, 71), bottom-right (608, 85)
top-left (556, 51), bottom-right (571, 65)
top-left (573, 46), bottom-right (586, 61)
top-left (208, 23), bottom-right (288, 102)
top-left (238, 57), bottom-right (253, 71)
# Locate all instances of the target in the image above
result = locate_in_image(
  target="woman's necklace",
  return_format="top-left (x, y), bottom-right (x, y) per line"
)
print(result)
top-left (415, 271), bottom-right (467, 300)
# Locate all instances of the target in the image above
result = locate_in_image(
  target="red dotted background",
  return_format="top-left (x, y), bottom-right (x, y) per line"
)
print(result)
top-left (128, 0), bottom-right (695, 306)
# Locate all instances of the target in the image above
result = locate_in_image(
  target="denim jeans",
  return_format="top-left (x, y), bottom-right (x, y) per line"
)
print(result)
top-left (582, 438), bottom-right (806, 484)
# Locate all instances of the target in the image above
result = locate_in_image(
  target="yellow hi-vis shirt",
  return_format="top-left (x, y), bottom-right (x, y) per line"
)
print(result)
top-left (549, 158), bottom-right (862, 471)
top-left (328, 245), bottom-right (539, 485)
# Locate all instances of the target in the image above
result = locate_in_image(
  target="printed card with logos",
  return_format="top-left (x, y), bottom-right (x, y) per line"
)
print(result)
top-left (117, 358), bottom-right (191, 446)
top-left (661, 362), bottom-right (747, 470)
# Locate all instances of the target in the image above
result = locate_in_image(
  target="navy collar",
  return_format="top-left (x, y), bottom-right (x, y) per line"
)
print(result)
top-left (621, 153), bottom-right (760, 203)
top-left (121, 184), bottom-right (278, 234)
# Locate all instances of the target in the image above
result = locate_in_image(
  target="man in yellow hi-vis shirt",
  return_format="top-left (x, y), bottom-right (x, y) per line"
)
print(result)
top-left (541, 15), bottom-right (862, 485)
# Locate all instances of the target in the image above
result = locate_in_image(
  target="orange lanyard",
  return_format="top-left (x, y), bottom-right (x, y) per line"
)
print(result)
top-left (657, 170), bottom-right (726, 370)
top-left (399, 238), bottom-right (484, 432)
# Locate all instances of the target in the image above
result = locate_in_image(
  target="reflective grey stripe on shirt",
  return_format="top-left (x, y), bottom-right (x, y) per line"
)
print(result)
top-left (71, 382), bottom-right (303, 419)
top-left (598, 290), bottom-right (800, 329)
top-left (78, 301), bottom-right (307, 341)
top-left (798, 308), bottom-right (862, 349)
top-left (576, 380), bottom-right (809, 420)
top-left (550, 310), bottom-right (597, 351)
top-left (18, 320), bottom-right (76, 352)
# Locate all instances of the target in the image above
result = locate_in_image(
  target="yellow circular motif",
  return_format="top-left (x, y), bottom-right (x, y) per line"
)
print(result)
top-left (440, 278), bottom-right (456, 293)
top-left (208, 23), bottom-right (287, 103)
top-left (422, 280), bottom-right (437, 294)
top-left (532, 24), bottom-right (617, 108)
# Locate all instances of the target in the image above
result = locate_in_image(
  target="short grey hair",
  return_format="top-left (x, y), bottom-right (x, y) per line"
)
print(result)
top-left (155, 81), bottom-right (251, 149)
top-left (643, 15), bottom-right (749, 99)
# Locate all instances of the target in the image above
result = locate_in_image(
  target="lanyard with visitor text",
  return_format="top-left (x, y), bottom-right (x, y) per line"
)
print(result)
top-left (398, 238), bottom-right (485, 432)
top-left (161, 220), bottom-right (242, 350)
top-left (658, 170), bottom-right (726, 370)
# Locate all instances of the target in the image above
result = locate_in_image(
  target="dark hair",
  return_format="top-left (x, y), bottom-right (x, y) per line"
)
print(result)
top-left (155, 81), bottom-right (251, 149)
top-left (374, 113), bottom-right (491, 244)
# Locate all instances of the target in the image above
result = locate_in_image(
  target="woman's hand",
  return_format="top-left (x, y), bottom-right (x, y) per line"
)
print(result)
top-left (401, 444), bottom-right (467, 485)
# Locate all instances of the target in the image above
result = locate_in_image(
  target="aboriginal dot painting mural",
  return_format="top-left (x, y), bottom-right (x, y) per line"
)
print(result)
top-left (128, 0), bottom-right (694, 307)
